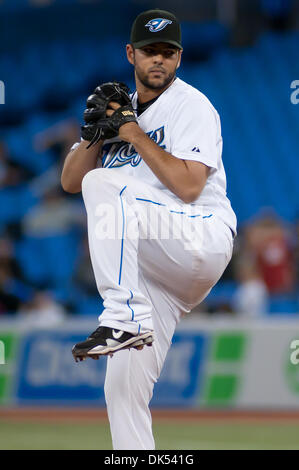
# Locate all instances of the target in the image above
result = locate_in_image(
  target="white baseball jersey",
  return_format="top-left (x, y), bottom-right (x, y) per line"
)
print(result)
top-left (100, 77), bottom-right (237, 235)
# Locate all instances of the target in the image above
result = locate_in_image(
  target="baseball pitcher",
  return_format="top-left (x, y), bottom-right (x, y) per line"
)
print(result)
top-left (61, 9), bottom-right (237, 450)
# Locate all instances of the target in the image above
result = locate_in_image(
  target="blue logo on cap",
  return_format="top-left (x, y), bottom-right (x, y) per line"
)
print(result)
top-left (145, 18), bottom-right (172, 33)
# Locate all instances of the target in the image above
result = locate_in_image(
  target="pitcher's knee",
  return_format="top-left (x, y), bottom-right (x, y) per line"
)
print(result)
top-left (82, 168), bottom-right (127, 197)
top-left (82, 168), bottom-right (109, 191)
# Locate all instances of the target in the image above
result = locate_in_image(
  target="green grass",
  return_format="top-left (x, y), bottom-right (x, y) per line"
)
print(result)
top-left (1, 420), bottom-right (299, 450)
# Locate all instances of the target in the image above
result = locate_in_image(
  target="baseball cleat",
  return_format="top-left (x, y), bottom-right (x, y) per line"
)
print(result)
top-left (72, 326), bottom-right (154, 362)
top-left (132, 335), bottom-right (153, 350)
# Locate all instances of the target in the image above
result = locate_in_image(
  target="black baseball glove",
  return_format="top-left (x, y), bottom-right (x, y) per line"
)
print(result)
top-left (81, 81), bottom-right (137, 148)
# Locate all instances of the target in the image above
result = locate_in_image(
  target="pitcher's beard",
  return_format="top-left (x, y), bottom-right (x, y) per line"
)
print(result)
top-left (135, 67), bottom-right (176, 91)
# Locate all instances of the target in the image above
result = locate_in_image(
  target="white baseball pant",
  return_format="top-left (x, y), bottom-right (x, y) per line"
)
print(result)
top-left (81, 168), bottom-right (233, 449)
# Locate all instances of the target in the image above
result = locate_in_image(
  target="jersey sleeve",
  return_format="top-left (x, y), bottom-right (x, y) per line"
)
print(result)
top-left (169, 96), bottom-right (220, 169)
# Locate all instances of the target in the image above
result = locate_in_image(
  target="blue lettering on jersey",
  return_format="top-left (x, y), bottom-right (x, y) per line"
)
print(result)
top-left (102, 126), bottom-right (166, 169)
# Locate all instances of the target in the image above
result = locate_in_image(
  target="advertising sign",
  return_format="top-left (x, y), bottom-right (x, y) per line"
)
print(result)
top-left (0, 319), bottom-right (299, 408)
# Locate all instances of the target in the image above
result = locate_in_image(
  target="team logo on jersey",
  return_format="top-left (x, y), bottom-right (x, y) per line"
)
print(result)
top-left (102, 126), bottom-right (166, 169)
top-left (145, 18), bottom-right (172, 33)
top-left (102, 142), bottom-right (141, 168)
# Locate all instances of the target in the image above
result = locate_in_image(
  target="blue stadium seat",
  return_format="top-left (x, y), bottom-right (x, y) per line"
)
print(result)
top-left (269, 295), bottom-right (299, 315)
top-left (0, 186), bottom-right (39, 224)
top-left (15, 231), bottom-right (81, 287)
top-left (74, 295), bottom-right (104, 316)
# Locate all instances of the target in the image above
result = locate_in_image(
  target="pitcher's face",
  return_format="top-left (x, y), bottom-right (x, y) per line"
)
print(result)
top-left (127, 42), bottom-right (182, 91)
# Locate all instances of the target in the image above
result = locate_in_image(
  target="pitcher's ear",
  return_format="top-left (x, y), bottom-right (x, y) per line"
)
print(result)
top-left (126, 44), bottom-right (135, 65)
